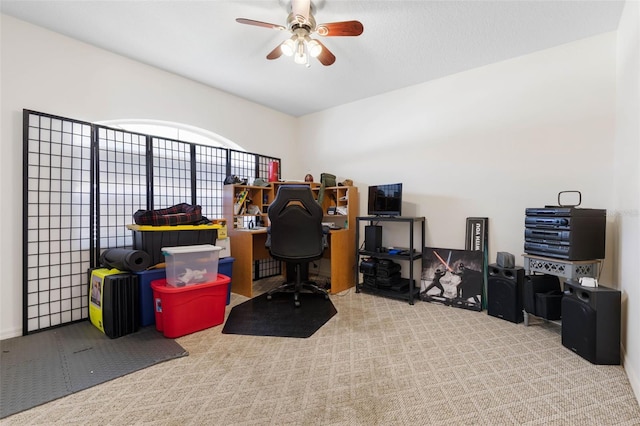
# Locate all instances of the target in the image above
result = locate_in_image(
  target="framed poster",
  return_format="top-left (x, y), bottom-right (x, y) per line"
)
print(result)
top-left (465, 217), bottom-right (488, 252)
top-left (466, 217), bottom-right (488, 309)
top-left (420, 247), bottom-right (485, 312)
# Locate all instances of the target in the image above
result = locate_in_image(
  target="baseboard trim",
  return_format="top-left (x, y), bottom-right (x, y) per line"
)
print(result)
top-left (622, 346), bottom-right (640, 405)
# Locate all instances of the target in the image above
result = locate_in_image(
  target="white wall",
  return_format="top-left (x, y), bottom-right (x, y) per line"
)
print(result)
top-left (615, 0), bottom-right (640, 401)
top-left (0, 15), bottom-right (298, 338)
top-left (298, 25), bottom-right (640, 399)
top-left (298, 32), bottom-right (617, 271)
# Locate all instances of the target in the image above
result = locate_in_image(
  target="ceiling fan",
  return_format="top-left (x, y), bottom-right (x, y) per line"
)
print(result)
top-left (236, 0), bottom-right (364, 67)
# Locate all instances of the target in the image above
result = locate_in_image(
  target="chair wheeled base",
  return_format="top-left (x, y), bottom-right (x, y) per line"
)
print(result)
top-left (266, 264), bottom-right (329, 307)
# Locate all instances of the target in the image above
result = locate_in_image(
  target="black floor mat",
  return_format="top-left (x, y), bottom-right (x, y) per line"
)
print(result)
top-left (0, 321), bottom-right (188, 419)
top-left (222, 292), bottom-right (337, 338)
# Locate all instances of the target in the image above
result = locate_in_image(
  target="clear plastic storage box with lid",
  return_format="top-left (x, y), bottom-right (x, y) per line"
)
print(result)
top-left (161, 244), bottom-right (222, 287)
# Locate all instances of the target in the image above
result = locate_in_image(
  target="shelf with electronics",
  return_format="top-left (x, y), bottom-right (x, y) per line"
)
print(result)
top-left (222, 182), bottom-right (359, 296)
top-left (355, 216), bottom-right (425, 305)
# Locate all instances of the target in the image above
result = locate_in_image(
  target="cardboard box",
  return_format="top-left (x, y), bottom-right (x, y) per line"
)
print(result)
top-left (216, 237), bottom-right (231, 258)
top-left (151, 275), bottom-right (230, 338)
top-left (216, 223), bottom-right (228, 239)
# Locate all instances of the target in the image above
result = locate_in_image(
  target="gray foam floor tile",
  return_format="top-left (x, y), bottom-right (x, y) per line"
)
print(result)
top-left (0, 321), bottom-right (188, 419)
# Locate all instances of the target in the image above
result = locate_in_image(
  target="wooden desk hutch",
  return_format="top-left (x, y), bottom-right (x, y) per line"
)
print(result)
top-left (223, 182), bottom-right (359, 298)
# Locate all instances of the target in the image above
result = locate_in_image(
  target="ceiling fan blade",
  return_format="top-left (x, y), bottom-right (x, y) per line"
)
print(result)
top-left (236, 18), bottom-right (285, 31)
top-left (314, 40), bottom-right (336, 66)
top-left (291, 0), bottom-right (311, 24)
top-left (266, 44), bottom-right (283, 60)
top-left (316, 20), bottom-right (364, 37)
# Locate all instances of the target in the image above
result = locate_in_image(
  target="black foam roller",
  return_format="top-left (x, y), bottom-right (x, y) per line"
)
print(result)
top-left (99, 248), bottom-right (151, 272)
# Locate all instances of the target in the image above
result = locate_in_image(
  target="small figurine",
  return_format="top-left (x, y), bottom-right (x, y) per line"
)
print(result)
top-left (304, 174), bottom-right (314, 182)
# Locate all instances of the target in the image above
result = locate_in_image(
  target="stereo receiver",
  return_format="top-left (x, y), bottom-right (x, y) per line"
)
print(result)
top-left (524, 207), bottom-right (605, 260)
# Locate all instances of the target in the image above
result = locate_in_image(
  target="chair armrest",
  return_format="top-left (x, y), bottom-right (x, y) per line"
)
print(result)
top-left (265, 226), bottom-right (271, 248)
top-left (322, 225), bottom-right (330, 248)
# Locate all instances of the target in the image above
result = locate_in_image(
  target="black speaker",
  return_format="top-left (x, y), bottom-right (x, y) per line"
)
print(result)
top-left (364, 225), bottom-right (382, 252)
top-left (561, 280), bottom-right (621, 365)
top-left (487, 264), bottom-right (525, 323)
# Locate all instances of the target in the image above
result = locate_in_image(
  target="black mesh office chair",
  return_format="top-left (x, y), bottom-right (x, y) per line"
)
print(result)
top-left (265, 185), bottom-right (329, 307)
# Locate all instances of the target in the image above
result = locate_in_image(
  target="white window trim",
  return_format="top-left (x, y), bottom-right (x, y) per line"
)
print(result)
top-left (96, 119), bottom-right (246, 151)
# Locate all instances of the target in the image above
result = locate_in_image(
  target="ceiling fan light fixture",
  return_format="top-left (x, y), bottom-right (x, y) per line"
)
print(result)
top-left (281, 38), bottom-right (296, 56)
top-left (294, 39), bottom-right (307, 65)
top-left (306, 38), bottom-right (322, 57)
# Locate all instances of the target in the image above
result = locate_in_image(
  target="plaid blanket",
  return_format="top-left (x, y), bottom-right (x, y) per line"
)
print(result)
top-left (133, 203), bottom-right (203, 226)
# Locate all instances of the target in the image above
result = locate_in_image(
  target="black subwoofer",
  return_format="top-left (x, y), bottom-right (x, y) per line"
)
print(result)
top-left (487, 264), bottom-right (525, 323)
top-left (364, 225), bottom-right (382, 252)
top-left (561, 280), bottom-right (621, 365)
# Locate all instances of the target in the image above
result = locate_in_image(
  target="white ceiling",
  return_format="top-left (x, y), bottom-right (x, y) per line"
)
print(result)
top-left (1, 0), bottom-right (625, 117)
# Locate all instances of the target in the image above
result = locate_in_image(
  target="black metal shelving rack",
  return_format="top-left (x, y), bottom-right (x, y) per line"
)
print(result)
top-left (355, 216), bottom-right (425, 305)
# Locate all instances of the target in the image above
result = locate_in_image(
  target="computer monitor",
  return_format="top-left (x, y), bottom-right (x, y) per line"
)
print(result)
top-left (367, 183), bottom-right (402, 216)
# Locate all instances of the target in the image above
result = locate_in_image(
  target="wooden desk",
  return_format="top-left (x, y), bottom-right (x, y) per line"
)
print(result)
top-left (229, 228), bottom-right (356, 298)
top-left (224, 183), bottom-right (359, 298)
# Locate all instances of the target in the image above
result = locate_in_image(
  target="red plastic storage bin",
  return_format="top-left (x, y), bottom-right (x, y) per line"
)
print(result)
top-left (151, 274), bottom-right (230, 338)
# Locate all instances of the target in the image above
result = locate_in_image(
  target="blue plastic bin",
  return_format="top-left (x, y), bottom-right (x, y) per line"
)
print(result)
top-left (134, 268), bottom-right (167, 326)
top-left (219, 257), bottom-right (234, 305)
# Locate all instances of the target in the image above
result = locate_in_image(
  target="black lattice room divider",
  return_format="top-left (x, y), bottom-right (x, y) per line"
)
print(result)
top-left (23, 109), bottom-right (281, 334)
top-left (23, 112), bottom-right (93, 334)
top-left (95, 126), bottom-right (148, 257)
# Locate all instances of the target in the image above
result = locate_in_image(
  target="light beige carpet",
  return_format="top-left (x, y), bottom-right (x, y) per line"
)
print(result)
top-left (2, 277), bottom-right (639, 425)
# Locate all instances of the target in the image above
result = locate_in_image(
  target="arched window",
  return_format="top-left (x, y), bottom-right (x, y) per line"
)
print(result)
top-left (96, 119), bottom-right (246, 151)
